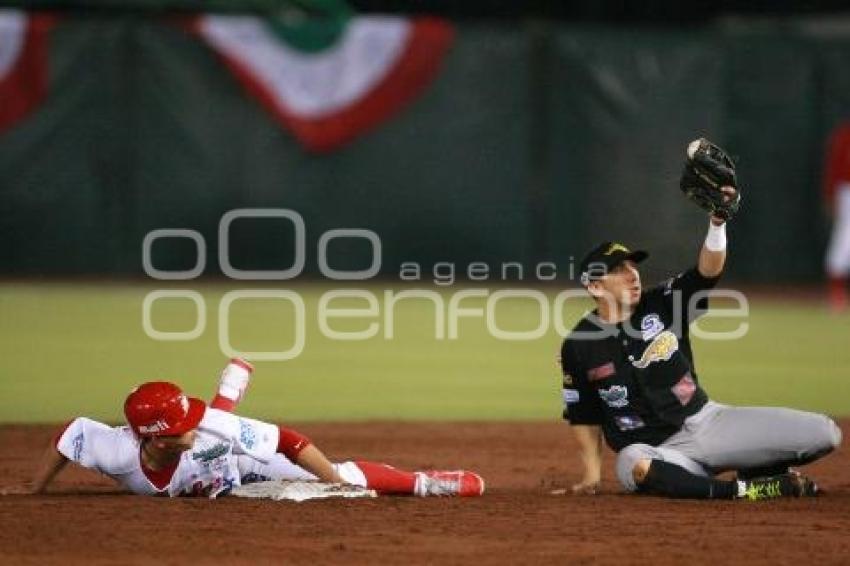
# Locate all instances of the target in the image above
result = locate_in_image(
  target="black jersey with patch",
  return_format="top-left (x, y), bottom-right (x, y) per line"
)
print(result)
top-left (560, 267), bottom-right (719, 452)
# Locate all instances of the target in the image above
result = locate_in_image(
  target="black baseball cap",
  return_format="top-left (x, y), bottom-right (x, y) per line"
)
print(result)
top-left (579, 241), bottom-right (648, 286)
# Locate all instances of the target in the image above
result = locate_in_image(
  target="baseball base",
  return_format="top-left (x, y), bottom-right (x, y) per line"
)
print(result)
top-left (230, 480), bottom-right (378, 502)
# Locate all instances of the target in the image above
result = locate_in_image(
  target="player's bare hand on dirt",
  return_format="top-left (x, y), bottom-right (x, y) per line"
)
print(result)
top-left (570, 479), bottom-right (600, 495)
top-left (547, 477), bottom-right (600, 496)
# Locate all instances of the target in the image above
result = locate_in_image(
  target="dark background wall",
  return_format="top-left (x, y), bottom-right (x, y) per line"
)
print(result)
top-left (2, 5), bottom-right (850, 282)
top-left (1, 1), bottom-right (842, 20)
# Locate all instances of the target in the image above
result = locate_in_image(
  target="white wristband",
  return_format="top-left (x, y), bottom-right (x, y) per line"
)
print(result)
top-left (218, 359), bottom-right (252, 401)
top-left (705, 221), bottom-right (727, 252)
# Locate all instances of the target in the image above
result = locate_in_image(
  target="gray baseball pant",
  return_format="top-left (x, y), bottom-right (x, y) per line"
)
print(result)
top-left (616, 401), bottom-right (842, 491)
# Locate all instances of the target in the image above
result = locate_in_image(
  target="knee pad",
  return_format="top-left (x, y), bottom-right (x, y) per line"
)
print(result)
top-left (615, 444), bottom-right (658, 492)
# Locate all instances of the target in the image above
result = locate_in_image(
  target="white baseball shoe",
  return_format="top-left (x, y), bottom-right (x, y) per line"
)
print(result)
top-left (414, 470), bottom-right (485, 497)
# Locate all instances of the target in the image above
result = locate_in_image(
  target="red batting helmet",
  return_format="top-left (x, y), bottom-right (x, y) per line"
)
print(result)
top-left (124, 381), bottom-right (206, 437)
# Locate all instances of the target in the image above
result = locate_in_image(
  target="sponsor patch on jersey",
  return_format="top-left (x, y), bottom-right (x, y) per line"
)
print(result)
top-left (563, 373), bottom-right (574, 387)
top-left (671, 372), bottom-right (697, 406)
top-left (239, 419), bottom-right (257, 449)
top-left (631, 330), bottom-right (678, 369)
top-left (614, 414), bottom-right (645, 431)
top-left (562, 389), bottom-right (580, 405)
top-left (598, 385), bottom-right (629, 408)
top-left (192, 443), bottom-right (228, 462)
top-left (587, 362), bottom-right (615, 382)
top-left (640, 314), bottom-right (664, 341)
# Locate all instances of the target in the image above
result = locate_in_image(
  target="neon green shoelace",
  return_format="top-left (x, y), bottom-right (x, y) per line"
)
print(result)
top-left (745, 480), bottom-right (782, 500)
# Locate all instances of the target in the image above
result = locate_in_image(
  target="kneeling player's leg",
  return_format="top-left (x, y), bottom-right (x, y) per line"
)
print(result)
top-left (690, 405), bottom-right (842, 472)
top-left (617, 444), bottom-right (737, 499)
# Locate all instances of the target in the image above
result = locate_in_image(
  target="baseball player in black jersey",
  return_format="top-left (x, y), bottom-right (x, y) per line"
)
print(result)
top-left (560, 142), bottom-right (842, 501)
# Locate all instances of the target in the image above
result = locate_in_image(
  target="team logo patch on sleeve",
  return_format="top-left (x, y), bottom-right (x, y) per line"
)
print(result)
top-left (562, 389), bottom-right (580, 405)
top-left (239, 419), bottom-right (257, 449)
top-left (598, 385), bottom-right (629, 408)
top-left (587, 362), bottom-right (615, 382)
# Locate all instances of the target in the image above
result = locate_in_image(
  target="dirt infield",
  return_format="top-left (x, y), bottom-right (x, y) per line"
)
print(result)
top-left (1, 421), bottom-right (848, 565)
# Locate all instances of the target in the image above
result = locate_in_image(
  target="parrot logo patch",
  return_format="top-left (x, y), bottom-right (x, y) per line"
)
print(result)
top-left (631, 331), bottom-right (679, 369)
top-left (598, 385), bottom-right (629, 408)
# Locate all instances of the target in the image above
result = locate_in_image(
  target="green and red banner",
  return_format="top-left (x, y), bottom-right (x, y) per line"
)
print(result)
top-left (192, 14), bottom-right (454, 152)
top-left (0, 9), bottom-right (453, 150)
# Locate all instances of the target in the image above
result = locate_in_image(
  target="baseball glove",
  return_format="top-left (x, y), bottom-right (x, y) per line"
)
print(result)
top-left (679, 137), bottom-right (741, 221)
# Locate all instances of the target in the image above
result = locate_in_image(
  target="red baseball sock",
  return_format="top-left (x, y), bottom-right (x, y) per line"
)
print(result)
top-left (210, 394), bottom-right (237, 412)
top-left (828, 276), bottom-right (848, 311)
top-left (355, 461), bottom-right (416, 494)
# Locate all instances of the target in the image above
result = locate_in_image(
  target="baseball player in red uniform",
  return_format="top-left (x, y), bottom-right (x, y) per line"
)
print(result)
top-left (823, 123), bottom-right (850, 312)
top-left (3, 359), bottom-right (484, 498)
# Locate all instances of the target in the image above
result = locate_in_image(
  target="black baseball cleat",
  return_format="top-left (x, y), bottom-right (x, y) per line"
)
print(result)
top-left (789, 469), bottom-right (819, 497)
top-left (741, 470), bottom-right (819, 501)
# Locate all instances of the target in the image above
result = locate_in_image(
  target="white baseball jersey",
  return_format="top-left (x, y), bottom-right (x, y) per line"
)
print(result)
top-left (55, 408), bottom-right (279, 498)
